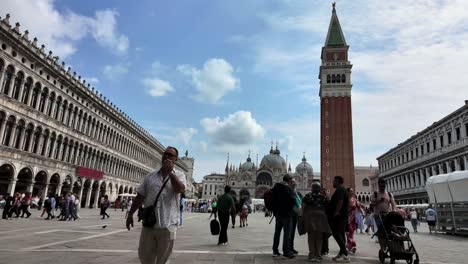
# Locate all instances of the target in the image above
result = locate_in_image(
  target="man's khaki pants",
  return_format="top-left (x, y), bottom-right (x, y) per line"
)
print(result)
top-left (138, 226), bottom-right (175, 264)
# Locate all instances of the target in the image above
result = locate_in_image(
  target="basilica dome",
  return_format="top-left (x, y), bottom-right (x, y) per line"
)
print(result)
top-left (240, 156), bottom-right (255, 172)
top-left (260, 147), bottom-right (286, 172)
top-left (296, 155), bottom-right (313, 175)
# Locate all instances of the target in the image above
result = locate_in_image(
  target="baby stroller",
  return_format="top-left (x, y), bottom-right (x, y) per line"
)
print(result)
top-left (375, 212), bottom-right (420, 264)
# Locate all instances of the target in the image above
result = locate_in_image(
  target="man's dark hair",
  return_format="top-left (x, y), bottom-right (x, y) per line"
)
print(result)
top-left (378, 179), bottom-right (386, 185)
top-left (334, 176), bottom-right (344, 184)
top-left (283, 173), bottom-right (293, 182)
top-left (166, 146), bottom-right (179, 158)
top-left (224, 185), bottom-right (231, 193)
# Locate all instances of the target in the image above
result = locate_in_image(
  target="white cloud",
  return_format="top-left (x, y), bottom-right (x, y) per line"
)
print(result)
top-left (90, 10), bottom-right (129, 55)
top-left (2, 0), bottom-right (128, 58)
top-left (150, 61), bottom-right (168, 75)
top-left (103, 64), bottom-right (129, 80)
top-left (277, 136), bottom-right (294, 152)
top-left (178, 58), bottom-right (239, 104)
top-left (142, 78), bottom-right (175, 97)
top-left (178, 128), bottom-right (198, 146)
top-left (200, 111), bottom-right (265, 148)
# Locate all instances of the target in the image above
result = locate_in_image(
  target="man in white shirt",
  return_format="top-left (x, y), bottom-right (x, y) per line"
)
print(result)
top-left (126, 146), bottom-right (186, 264)
top-left (425, 205), bottom-right (437, 234)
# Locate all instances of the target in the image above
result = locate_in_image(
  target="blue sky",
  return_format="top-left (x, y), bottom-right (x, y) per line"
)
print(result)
top-left (4, 0), bottom-right (468, 181)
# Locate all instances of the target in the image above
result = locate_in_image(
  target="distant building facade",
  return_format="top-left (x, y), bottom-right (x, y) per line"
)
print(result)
top-left (0, 14), bottom-right (191, 207)
top-left (201, 145), bottom-right (320, 201)
top-left (377, 101), bottom-right (468, 205)
top-left (354, 165), bottom-right (377, 205)
top-left (201, 173), bottom-right (225, 200)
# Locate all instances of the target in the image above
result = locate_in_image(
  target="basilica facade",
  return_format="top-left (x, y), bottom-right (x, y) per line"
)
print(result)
top-left (221, 146), bottom-right (319, 201)
top-left (0, 14), bottom-right (194, 207)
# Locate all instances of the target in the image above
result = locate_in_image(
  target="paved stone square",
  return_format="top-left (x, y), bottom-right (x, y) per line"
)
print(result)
top-left (0, 209), bottom-right (466, 264)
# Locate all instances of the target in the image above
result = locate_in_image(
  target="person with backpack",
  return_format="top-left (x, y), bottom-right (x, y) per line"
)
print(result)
top-left (370, 178), bottom-right (396, 251)
top-left (271, 174), bottom-right (296, 259)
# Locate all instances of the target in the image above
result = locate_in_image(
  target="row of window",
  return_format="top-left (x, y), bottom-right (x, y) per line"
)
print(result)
top-left (385, 157), bottom-right (466, 191)
top-left (326, 74), bottom-right (346, 84)
top-left (0, 111), bottom-right (149, 182)
top-left (0, 45), bottom-right (150, 143)
top-left (0, 60), bottom-right (157, 168)
top-left (380, 124), bottom-right (468, 172)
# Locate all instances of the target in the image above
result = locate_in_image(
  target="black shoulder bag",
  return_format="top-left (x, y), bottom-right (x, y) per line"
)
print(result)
top-left (142, 175), bottom-right (171, 228)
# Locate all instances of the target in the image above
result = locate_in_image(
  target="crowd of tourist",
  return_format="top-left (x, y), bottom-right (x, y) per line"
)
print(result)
top-left (205, 175), bottom-right (436, 263)
top-left (0, 191), bottom-right (82, 221)
top-left (0, 191), bottom-right (135, 221)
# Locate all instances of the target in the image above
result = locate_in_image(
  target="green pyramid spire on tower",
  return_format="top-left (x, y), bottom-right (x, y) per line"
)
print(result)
top-left (325, 2), bottom-right (347, 47)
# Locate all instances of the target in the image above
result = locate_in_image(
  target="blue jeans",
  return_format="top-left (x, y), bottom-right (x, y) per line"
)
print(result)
top-left (273, 215), bottom-right (292, 256)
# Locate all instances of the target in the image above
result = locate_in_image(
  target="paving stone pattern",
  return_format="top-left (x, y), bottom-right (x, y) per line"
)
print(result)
top-left (0, 209), bottom-right (466, 264)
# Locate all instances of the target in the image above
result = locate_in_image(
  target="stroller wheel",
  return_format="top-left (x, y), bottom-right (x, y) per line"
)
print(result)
top-left (406, 257), bottom-right (413, 264)
top-left (390, 258), bottom-right (396, 264)
top-left (379, 249), bottom-right (386, 264)
top-left (413, 259), bottom-right (419, 264)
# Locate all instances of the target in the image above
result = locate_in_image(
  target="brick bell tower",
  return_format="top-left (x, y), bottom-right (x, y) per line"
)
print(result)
top-left (319, 3), bottom-right (355, 194)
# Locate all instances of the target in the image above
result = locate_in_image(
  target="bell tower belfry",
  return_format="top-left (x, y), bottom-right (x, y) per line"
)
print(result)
top-left (319, 3), bottom-right (355, 193)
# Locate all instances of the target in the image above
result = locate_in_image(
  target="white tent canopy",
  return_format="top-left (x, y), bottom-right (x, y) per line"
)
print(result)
top-left (118, 193), bottom-right (137, 197)
top-left (426, 171), bottom-right (468, 204)
top-left (251, 198), bottom-right (264, 206)
top-left (397, 204), bottom-right (429, 209)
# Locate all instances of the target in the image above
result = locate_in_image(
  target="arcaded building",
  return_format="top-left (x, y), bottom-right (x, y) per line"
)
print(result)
top-left (0, 14), bottom-right (192, 208)
top-left (377, 101), bottom-right (468, 204)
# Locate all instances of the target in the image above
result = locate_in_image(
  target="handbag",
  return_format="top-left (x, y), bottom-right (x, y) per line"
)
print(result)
top-left (142, 174), bottom-right (171, 228)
